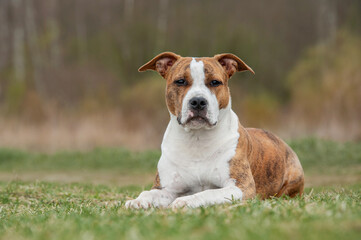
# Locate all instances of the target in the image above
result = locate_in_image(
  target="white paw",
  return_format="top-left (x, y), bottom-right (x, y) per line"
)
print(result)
top-left (125, 197), bottom-right (152, 209)
top-left (170, 195), bottom-right (202, 209)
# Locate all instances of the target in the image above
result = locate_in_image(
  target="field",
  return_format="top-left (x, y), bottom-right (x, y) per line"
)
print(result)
top-left (0, 139), bottom-right (360, 240)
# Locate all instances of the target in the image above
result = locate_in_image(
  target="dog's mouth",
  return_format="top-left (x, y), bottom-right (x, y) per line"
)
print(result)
top-left (185, 114), bottom-right (217, 129)
top-left (185, 116), bottom-right (209, 124)
top-left (177, 111), bottom-right (217, 129)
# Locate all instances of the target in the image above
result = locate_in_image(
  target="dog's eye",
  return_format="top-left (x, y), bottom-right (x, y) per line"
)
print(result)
top-left (174, 79), bottom-right (187, 86)
top-left (210, 80), bottom-right (222, 87)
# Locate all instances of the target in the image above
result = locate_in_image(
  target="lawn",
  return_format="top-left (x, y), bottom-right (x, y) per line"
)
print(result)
top-left (0, 139), bottom-right (360, 240)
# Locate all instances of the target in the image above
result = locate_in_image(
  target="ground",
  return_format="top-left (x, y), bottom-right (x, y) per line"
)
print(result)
top-left (0, 139), bottom-right (360, 240)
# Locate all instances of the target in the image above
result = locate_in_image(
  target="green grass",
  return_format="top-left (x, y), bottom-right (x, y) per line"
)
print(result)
top-left (0, 148), bottom-right (160, 173)
top-left (0, 138), bottom-right (361, 240)
top-left (289, 138), bottom-right (361, 174)
top-left (0, 182), bottom-right (360, 240)
top-left (0, 138), bottom-right (360, 174)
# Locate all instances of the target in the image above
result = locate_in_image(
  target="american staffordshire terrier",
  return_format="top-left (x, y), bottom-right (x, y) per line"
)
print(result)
top-left (125, 52), bottom-right (304, 209)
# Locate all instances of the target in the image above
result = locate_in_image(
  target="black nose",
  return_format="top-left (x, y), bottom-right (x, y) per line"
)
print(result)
top-left (189, 97), bottom-right (208, 111)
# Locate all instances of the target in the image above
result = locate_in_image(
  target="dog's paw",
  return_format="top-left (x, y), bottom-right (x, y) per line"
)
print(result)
top-left (125, 190), bottom-right (176, 209)
top-left (170, 195), bottom-right (202, 209)
top-left (169, 198), bottom-right (187, 209)
top-left (125, 198), bottom-right (152, 209)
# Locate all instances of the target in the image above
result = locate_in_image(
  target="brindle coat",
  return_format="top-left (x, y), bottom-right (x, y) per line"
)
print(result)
top-left (143, 52), bottom-right (304, 200)
top-left (152, 125), bottom-right (304, 200)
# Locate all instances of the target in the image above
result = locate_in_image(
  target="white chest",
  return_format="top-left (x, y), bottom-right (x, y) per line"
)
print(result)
top-left (158, 109), bottom-right (240, 195)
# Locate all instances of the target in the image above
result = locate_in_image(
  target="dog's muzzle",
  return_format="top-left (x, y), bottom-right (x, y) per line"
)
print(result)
top-left (182, 97), bottom-right (211, 125)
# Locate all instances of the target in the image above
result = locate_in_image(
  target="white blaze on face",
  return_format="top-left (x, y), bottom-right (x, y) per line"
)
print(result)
top-left (180, 58), bottom-right (220, 129)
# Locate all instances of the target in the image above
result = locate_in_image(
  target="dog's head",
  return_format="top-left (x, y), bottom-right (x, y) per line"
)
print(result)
top-left (139, 52), bottom-right (254, 130)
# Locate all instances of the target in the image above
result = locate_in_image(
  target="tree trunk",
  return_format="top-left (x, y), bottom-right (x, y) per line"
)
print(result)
top-left (11, 0), bottom-right (25, 82)
top-left (0, 0), bottom-right (10, 71)
top-left (25, 0), bottom-right (44, 95)
top-left (157, 0), bottom-right (168, 50)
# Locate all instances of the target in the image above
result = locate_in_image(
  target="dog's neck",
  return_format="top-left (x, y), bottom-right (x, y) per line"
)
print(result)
top-left (161, 103), bottom-right (240, 162)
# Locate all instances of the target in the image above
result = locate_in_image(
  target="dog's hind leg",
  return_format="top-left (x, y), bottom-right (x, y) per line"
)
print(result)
top-left (276, 148), bottom-right (304, 198)
top-left (276, 175), bottom-right (304, 198)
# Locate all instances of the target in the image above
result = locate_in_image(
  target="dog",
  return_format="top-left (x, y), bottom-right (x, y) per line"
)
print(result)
top-left (125, 52), bottom-right (304, 209)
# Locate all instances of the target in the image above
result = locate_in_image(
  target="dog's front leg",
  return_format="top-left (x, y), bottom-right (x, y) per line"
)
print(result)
top-left (125, 189), bottom-right (176, 209)
top-left (170, 185), bottom-right (243, 209)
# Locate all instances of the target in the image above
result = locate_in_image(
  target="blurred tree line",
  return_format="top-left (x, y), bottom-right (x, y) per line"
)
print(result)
top-left (0, 0), bottom-right (360, 140)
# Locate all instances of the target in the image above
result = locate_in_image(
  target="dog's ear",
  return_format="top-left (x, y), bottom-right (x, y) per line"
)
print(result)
top-left (138, 52), bottom-right (181, 78)
top-left (214, 53), bottom-right (255, 77)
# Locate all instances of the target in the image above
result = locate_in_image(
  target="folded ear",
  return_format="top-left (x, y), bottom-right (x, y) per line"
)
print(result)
top-left (214, 53), bottom-right (255, 77)
top-left (138, 52), bottom-right (181, 78)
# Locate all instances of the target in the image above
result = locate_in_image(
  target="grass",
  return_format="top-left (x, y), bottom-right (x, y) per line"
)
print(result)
top-left (0, 138), bottom-right (361, 240)
top-left (0, 182), bottom-right (360, 240)
top-left (289, 139), bottom-right (361, 174)
top-left (0, 138), bottom-right (360, 174)
top-left (0, 148), bottom-right (160, 173)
